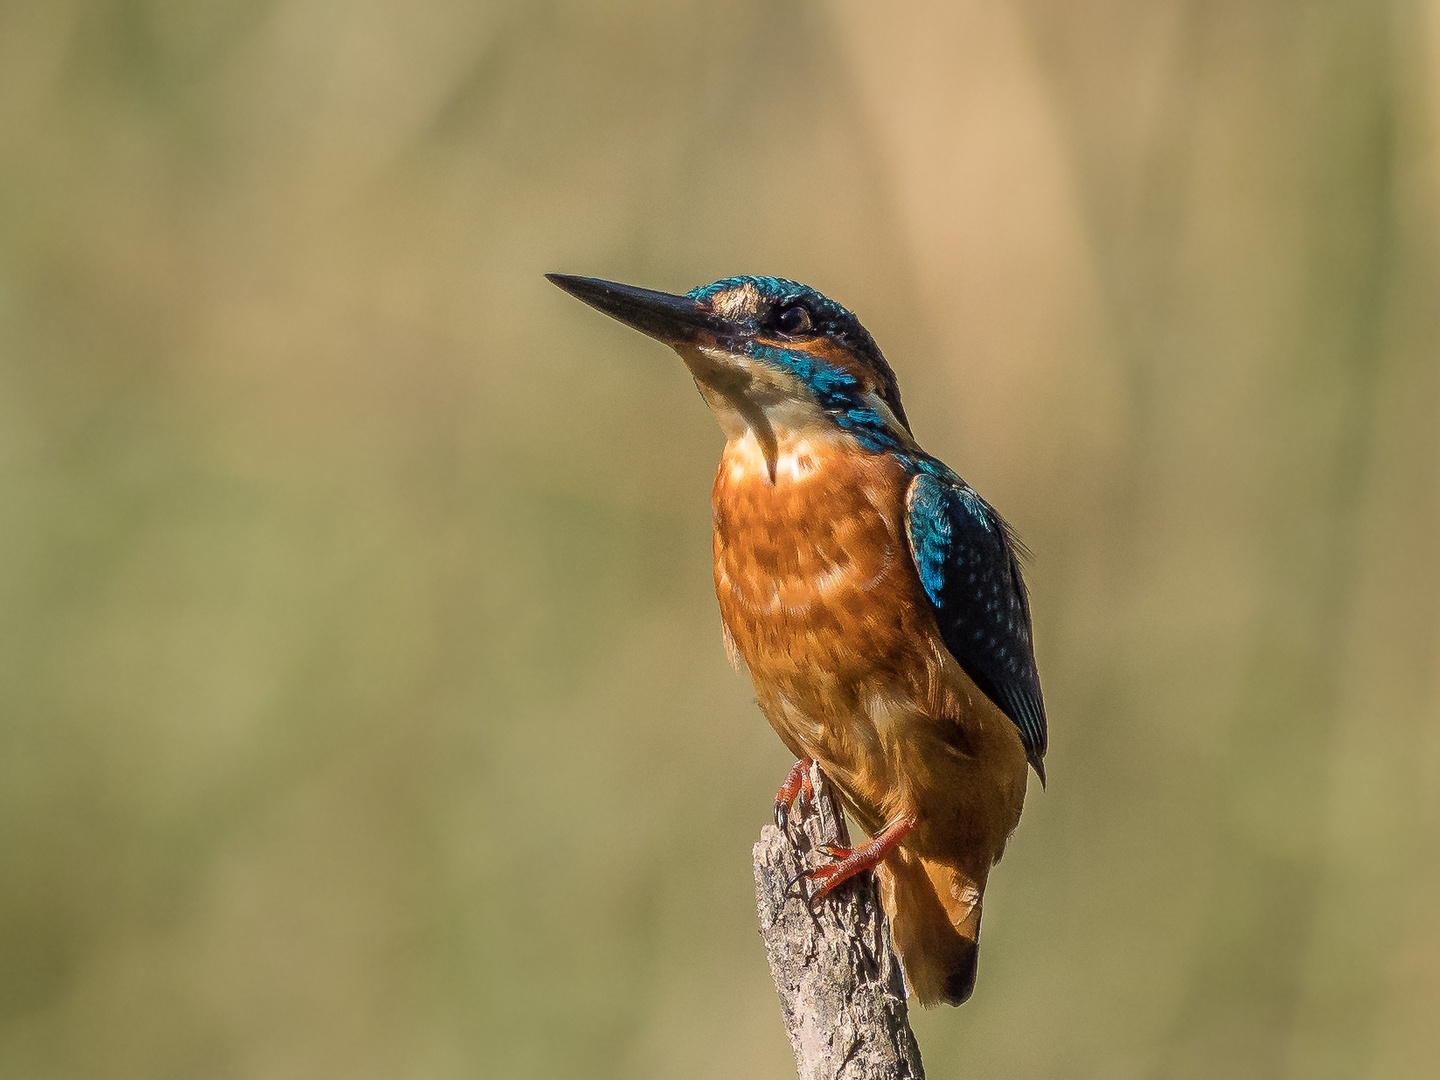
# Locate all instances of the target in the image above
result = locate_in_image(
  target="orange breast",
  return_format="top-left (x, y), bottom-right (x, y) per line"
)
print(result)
top-left (711, 435), bottom-right (943, 763)
top-left (713, 431), bottom-right (1031, 874)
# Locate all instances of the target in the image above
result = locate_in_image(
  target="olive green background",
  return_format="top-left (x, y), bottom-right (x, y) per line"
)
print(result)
top-left (3, 2), bottom-right (1439, 1078)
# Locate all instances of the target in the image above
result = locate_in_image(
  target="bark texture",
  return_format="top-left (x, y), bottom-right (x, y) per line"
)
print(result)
top-left (753, 764), bottom-right (925, 1080)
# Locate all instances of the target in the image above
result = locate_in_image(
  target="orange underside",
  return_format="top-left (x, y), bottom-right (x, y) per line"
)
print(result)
top-left (713, 432), bottom-right (1029, 1005)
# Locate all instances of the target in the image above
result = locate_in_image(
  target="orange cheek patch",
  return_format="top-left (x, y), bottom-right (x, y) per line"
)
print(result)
top-left (754, 335), bottom-right (876, 394)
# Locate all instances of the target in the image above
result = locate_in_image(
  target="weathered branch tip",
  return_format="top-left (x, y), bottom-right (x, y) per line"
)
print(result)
top-left (753, 763), bottom-right (925, 1080)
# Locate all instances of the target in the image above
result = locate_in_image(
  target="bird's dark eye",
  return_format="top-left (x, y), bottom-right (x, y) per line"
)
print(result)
top-left (774, 304), bottom-right (814, 335)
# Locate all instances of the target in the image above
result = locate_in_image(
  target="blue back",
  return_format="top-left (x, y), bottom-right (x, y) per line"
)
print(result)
top-left (905, 460), bottom-right (1048, 779)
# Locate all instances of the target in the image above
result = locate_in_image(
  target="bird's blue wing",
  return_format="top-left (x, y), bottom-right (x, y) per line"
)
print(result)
top-left (905, 468), bottom-right (1047, 779)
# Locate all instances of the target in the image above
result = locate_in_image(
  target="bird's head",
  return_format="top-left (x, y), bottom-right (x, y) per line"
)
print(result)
top-left (547, 274), bottom-right (913, 469)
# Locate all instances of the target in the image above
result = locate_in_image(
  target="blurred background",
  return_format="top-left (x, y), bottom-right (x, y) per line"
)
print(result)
top-left (2, 1), bottom-right (1438, 1077)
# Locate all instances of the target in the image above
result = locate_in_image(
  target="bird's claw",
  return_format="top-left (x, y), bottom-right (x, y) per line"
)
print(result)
top-left (783, 817), bottom-right (918, 911)
top-left (773, 758), bottom-right (816, 829)
top-left (785, 857), bottom-right (857, 912)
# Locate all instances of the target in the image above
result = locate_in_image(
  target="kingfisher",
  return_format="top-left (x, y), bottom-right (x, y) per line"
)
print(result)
top-left (548, 273), bottom-right (1047, 1006)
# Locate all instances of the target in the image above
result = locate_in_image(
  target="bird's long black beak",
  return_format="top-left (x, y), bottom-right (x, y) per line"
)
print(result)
top-left (546, 274), bottom-right (732, 346)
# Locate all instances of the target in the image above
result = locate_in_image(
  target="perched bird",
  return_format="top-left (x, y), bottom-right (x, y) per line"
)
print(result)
top-left (548, 273), bottom-right (1047, 1006)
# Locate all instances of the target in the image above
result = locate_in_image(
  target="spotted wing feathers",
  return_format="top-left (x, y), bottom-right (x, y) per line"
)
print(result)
top-left (905, 470), bottom-right (1047, 780)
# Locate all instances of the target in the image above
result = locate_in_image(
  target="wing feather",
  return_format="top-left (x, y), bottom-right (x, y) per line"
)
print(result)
top-left (905, 468), bottom-right (1047, 779)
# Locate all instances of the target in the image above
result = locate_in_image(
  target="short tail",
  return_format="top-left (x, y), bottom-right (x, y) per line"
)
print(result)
top-left (876, 849), bottom-right (986, 1006)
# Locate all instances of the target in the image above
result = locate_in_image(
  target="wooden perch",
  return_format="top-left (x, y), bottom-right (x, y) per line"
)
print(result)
top-left (753, 763), bottom-right (926, 1080)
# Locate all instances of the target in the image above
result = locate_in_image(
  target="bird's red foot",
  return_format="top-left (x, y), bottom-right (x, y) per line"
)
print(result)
top-left (774, 758), bottom-right (816, 829)
top-left (791, 816), bottom-right (916, 907)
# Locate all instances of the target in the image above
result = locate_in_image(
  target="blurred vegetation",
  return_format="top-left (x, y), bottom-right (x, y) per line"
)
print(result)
top-left (2, 1), bottom-right (1438, 1078)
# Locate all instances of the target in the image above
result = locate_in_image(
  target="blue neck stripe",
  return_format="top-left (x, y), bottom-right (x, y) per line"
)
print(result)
top-left (748, 343), bottom-right (904, 452)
